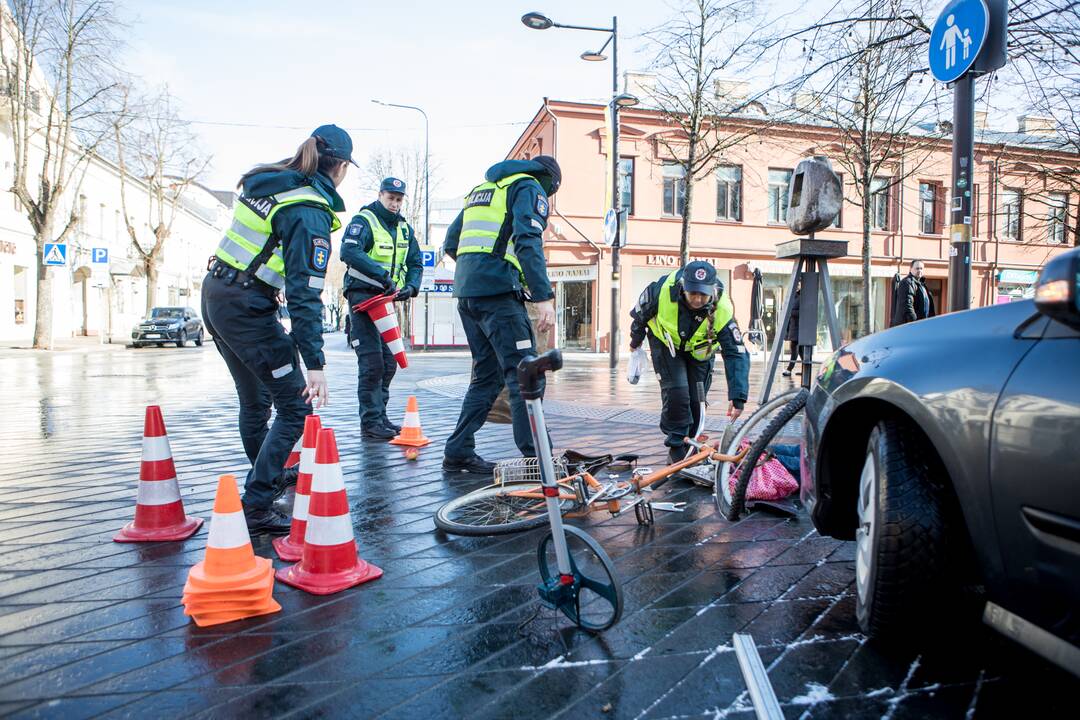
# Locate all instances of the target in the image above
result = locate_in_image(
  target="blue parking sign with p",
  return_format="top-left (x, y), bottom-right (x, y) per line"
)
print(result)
top-left (92, 247), bottom-right (109, 264)
top-left (421, 250), bottom-right (436, 268)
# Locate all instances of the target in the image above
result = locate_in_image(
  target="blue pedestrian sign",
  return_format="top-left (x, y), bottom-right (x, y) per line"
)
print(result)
top-left (91, 247), bottom-right (109, 264)
top-left (42, 243), bottom-right (67, 266)
top-left (421, 250), bottom-right (437, 268)
top-left (929, 0), bottom-right (989, 83)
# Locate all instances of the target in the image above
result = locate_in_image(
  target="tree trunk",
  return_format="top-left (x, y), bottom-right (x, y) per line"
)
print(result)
top-left (144, 259), bottom-right (159, 316)
top-left (679, 145), bottom-right (698, 267)
top-left (861, 178), bottom-right (873, 337)
top-left (32, 236), bottom-right (54, 350)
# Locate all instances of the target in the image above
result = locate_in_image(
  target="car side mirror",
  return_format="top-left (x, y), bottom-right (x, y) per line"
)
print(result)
top-left (1034, 247), bottom-right (1080, 330)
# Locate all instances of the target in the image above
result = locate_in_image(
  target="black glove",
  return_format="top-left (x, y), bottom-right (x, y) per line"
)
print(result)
top-left (393, 286), bottom-right (416, 302)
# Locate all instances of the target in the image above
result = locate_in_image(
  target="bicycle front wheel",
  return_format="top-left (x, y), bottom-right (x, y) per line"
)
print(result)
top-left (434, 482), bottom-right (572, 536)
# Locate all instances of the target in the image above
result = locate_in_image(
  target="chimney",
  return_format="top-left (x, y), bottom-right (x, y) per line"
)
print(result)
top-left (714, 79), bottom-right (749, 110)
top-left (974, 111), bottom-right (988, 130)
top-left (1018, 115), bottom-right (1055, 136)
top-left (623, 71), bottom-right (656, 102)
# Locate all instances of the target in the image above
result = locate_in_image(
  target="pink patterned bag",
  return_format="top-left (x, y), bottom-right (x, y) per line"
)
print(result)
top-left (728, 440), bottom-right (799, 502)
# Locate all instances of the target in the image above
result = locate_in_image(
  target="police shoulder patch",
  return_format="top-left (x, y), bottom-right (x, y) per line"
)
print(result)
top-left (311, 237), bottom-right (330, 272)
top-left (536, 196), bottom-right (549, 218)
top-left (728, 321), bottom-right (743, 345)
top-left (346, 222), bottom-right (363, 236)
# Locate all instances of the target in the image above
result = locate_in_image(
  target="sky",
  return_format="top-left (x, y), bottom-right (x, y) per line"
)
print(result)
top-left (122, 0), bottom-right (673, 206)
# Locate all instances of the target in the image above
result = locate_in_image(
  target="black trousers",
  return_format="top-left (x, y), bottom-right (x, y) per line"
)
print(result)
top-left (201, 272), bottom-right (308, 509)
top-left (647, 336), bottom-right (713, 449)
top-left (347, 291), bottom-right (397, 429)
top-left (785, 340), bottom-right (805, 371)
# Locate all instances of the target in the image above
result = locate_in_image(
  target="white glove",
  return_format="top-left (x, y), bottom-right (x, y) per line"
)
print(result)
top-left (627, 345), bottom-right (647, 385)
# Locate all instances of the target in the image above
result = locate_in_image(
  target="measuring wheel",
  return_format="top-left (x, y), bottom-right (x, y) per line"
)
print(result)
top-left (537, 525), bottom-right (623, 632)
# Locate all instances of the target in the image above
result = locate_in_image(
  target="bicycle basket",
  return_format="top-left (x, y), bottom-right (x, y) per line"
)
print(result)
top-left (493, 453), bottom-right (569, 485)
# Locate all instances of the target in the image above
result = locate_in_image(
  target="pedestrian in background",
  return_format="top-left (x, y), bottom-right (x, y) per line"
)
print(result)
top-left (442, 156), bottom-right (560, 473)
top-left (629, 260), bottom-right (751, 465)
top-left (782, 283), bottom-right (802, 377)
top-left (202, 125), bottom-right (353, 534)
top-left (340, 177), bottom-right (422, 439)
top-left (891, 259), bottom-right (936, 327)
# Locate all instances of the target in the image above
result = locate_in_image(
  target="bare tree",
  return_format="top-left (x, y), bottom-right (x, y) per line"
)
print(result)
top-left (764, 0), bottom-right (945, 335)
top-left (111, 85), bottom-right (209, 315)
top-left (645, 0), bottom-right (769, 265)
top-left (0, 0), bottom-right (120, 348)
top-left (360, 145), bottom-right (439, 245)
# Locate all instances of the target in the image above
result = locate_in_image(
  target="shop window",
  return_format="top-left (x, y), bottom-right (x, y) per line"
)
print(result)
top-left (1047, 192), bottom-right (1068, 244)
top-left (619, 157), bottom-right (634, 215)
top-left (870, 177), bottom-right (891, 231)
top-left (1000, 188), bottom-right (1022, 241)
top-left (767, 169), bottom-right (792, 224)
top-left (662, 162), bottom-right (686, 217)
top-left (715, 165), bottom-right (741, 221)
top-left (13, 265), bottom-right (27, 324)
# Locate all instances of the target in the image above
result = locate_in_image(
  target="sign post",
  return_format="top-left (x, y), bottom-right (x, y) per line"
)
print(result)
top-left (928, 0), bottom-right (1006, 312)
top-left (419, 248), bottom-right (437, 351)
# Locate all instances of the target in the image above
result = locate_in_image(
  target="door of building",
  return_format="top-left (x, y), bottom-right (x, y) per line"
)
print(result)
top-left (762, 287), bottom-right (782, 347)
top-left (557, 281), bottom-right (593, 350)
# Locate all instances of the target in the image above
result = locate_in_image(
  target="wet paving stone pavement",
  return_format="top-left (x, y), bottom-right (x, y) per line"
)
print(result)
top-left (0, 336), bottom-right (1075, 718)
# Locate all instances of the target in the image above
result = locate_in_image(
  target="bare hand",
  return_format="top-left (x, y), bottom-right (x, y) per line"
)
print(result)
top-left (303, 369), bottom-right (329, 409)
top-left (727, 402), bottom-right (743, 421)
top-left (534, 300), bottom-right (556, 333)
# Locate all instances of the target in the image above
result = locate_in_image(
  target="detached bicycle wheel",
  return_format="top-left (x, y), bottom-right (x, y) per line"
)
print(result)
top-left (714, 388), bottom-right (808, 521)
top-left (434, 482), bottom-right (570, 536)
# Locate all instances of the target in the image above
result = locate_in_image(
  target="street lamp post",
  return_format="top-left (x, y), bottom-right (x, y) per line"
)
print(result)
top-left (372, 99), bottom-right (430, 349)
top-left (521, 12), bottom-right (637, 369)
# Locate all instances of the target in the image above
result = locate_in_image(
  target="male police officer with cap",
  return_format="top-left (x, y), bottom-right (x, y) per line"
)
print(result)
top-left (629, 260), bottom-right (750, 464)
top-left (441, 155), bottom-right (560, 473)
top-left (340, 177), bottom-right (422, 438)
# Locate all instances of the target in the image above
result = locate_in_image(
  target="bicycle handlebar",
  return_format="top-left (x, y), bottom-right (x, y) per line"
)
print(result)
top-left (517, 349), bottom-right (563, 400)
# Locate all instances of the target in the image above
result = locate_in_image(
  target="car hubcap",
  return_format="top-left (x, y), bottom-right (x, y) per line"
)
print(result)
top-left (855, 452), bottom-right (877, 605)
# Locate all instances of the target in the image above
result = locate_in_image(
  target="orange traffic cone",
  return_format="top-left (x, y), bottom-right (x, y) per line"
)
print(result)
top-left (284, 435), bottom-right (301, 469)
top-left (272, 414), bottom-right (321, 561)
top-left (389, 396), bottom-right (430, 448)
top-left (114, 406), bottom-right (203, 543)
top-left (182, 474), bottom-right (281, 627)
top-left (276, 429), bottom-right (382, 595)
top-left (353, 294), bottom-right (408, 368)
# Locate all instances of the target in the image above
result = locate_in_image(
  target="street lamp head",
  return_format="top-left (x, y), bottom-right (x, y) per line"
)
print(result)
top-left (613, 93), bottom-right (640, 108)
top-left (371, 99), bottom-right (387, 106)
top-left (521, 12), bottom-right (554, 30)
top-left (580, 50), bottom-right (607, 62)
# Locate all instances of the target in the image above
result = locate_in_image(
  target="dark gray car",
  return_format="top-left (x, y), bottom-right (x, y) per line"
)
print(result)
top-left (132, 307), bottom-right (205, 348)
top-left (801, 247), bottom-right (1080, 676)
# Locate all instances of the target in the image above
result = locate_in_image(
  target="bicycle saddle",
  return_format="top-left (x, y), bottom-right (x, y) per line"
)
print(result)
top-left (560, 450), bottom-right (614, 475)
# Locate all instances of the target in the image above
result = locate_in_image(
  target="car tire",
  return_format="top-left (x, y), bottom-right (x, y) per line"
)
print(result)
top-left (855, 418), bottom-right (947, 638)
top-left (194, 329), bottom-right (204, 347)
top-left (156, 342), bottom-right (165, 348)
top-left (176, 330), bottom-right (187, 348)
top-left (132, 342), bottom-right (141, 349)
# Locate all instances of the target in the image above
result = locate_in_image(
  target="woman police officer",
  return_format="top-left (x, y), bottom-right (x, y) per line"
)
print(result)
top-left (202, 125), bottom-right (354, 535)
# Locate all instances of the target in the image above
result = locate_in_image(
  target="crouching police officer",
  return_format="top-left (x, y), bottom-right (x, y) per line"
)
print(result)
top-left (340, 177), bottom-right (422, 439)
top-left (441, 155), bottom-right (560, 473)
top-left (629, 261), bottom-right (750, 464)
top-left (202, 125), bottom-right (353, 534)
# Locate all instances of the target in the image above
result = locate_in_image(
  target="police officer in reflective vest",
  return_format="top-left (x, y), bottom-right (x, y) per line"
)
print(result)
top-left (629, 261), bottom-right (751, 464)
top-left (340, 177), bottom-right (422, 438)
top-left (441, 156), bottom-right (560, 473)
top-left (202, 125), bottom-right (353, 534)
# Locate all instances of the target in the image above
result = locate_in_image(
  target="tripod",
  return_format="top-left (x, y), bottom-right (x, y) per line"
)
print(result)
top-left (757, 235), bottom-right (847, 404)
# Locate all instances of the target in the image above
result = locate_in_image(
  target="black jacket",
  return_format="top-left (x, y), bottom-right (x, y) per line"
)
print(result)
top-left (891, 274), bottom-right (935, 327)
top-left (785, 289), bottom-right (801, 342)
top-left (340, 200), bottom-right (422, 299)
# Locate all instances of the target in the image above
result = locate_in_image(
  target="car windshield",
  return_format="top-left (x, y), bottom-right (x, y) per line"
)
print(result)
top-left (151, 308), bottom-right (184, 319)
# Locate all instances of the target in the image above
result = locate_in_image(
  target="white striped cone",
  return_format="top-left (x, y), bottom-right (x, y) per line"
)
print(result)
top-left (389, 395), bottom-right (430, 448)
top-left (361, 295), bottom-right (408, 369)
top-left (275, 428), bottom-right (382, 595)
top-left (273, 414), bottom-right (321, 561)
top-left (115, 406), bottom-right (203, 543)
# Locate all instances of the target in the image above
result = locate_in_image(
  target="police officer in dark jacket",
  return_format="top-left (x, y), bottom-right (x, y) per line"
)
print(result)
top-left (202, 125), bottom-right (352, 534)
top-left (890, 259), bottom-right (935, 327)
top-left (441, 156), bottom-right (559, 473)
top-left (340, 177), bottom-right (423, 438)
top-left (629, 261), bottom-right (751, 464)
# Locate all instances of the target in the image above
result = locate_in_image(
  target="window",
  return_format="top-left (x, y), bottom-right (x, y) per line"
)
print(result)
top-left (767, 169), bottom-right (792, 224)
top-left (1047, 192), bottom-right (1068, 244)
top-left (972, 184), bottom-right (980, 237)
top-left (870, 177), bottom-right (890, 231)
top-left (715, 165), bottom-right (742, 221)
top-left (831, 173), bottom-right (843, 228)
top-left (619, 157), bottom-right (634, 215)
top-left (1001, 188), bottom-right (1021, 241)
top-left (663, 162), bottom-right (686, 217)
top-left (919, 182), bottom-right (939, 234)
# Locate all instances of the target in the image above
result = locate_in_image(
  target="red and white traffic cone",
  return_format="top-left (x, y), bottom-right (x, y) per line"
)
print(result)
top-left (353, 294), bottom-right (408, 369)
top-left (389, 396), bottom-right (430, 448)
top-left (114, 406), bottom-right (203, 543)
top-left (272, 414), bottom-right (321, 562)
top-left (284, 435), bottom-right (301, 469)
top-left (275, 428), bottom-right (382, 595)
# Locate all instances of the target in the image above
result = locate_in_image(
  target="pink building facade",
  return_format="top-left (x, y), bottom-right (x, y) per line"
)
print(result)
top-left (508, 100), bottom-right (1078, 352)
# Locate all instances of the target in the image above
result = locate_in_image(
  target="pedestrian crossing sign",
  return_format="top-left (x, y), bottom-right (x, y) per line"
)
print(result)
top-left (43, 243), bottom-right (67, 266)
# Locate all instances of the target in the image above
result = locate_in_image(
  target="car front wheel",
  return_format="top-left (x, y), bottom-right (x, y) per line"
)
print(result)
top-left (194, 329), bottom-right (204, 347)
top-left (855, 418), bottom-right (948, 638)
top-left (176, 330), bottom-right (187, 348)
